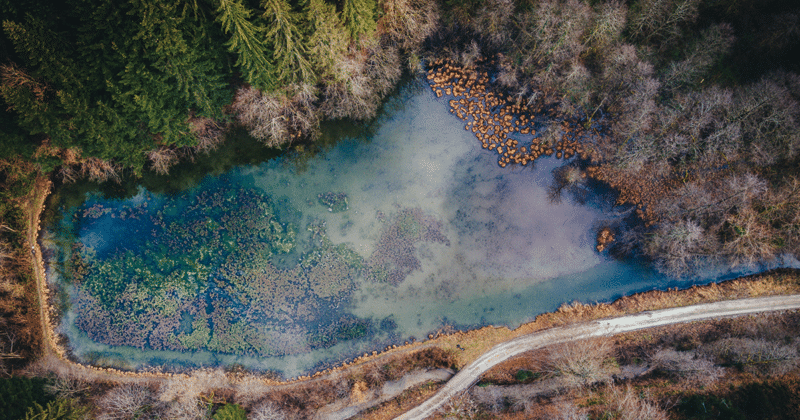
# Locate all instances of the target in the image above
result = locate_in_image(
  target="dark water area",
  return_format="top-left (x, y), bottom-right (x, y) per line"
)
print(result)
top-left (40, 79), bottom-right (792, 377)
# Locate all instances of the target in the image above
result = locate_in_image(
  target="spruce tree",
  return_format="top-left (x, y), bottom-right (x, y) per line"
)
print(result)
top-left (70, 0), bottom-right (190, 159)
top-left (262, 0), bottom-right (315, 85)
top-left (341, 0), bottom-right (377, 43)
top-left (215, 0), bottom-right (275, 90)
top-left (128, 0), bottom-right (231, 119)
top-left (303, 0), bottom-right (348, 81)
top-left (2, 0), bottom-right (233, 174)
top-left (1, 16), bottom-right (112, 150)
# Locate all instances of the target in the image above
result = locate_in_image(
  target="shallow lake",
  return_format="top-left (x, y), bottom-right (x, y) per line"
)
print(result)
top-left (41, 79), bottom-right (779, 377)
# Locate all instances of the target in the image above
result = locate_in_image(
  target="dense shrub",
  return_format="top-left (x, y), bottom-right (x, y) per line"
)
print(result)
top-left (212, 403), bottom-right (246, 420)
top-left (22, 399), bottom-right (88, 420)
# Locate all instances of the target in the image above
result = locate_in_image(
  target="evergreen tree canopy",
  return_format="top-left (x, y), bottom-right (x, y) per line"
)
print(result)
top-left (0, 0), bottom-right (382, 176)
top-left (341, 0), bottom-right (377, 43)
top-left (215, 0), bottom-right (276, 90)
top-left (262, 0), bottom-right (315, 85)
top-left (1, 0), bottom-right (233, 174)
top-left (302, 0), bottom-right (349, 81)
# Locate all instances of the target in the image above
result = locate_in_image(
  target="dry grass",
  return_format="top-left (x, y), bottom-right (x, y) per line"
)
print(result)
top-left (158, 369), bottom-right (229, 405)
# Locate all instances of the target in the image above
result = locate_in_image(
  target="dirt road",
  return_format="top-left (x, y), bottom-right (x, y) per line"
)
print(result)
top-left (395, 294), bottom-right (800, 420)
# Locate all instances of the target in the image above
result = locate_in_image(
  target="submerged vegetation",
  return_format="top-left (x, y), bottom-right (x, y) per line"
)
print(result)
top-left (52, 178), bottom-right (451, 360)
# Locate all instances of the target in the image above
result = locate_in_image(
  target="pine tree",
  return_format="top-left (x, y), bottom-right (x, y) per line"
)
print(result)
top-left (2, 1), bottom-right (233, 174)
top-left (128, 0), bottom-right (232, 119)
top-left (341, 0), bottom-right (377, 43)
top-left (24, 399), bottom-right (88, 420)
top-left (262, 0), bottom-right (315, 85)
top-left (215, 0), bottom-right (275, 90)
top-left (1, 16), bottom-right (105, 148)
top-left (70, 0), bottom-right (191, 155)
top-left (303, 0), bottom-right (349, 81)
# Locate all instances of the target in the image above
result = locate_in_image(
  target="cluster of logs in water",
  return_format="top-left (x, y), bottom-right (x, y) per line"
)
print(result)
top-left (426, 58), bottom-right (593, 168)
top-left (428, 58), bottom-right (615, 252)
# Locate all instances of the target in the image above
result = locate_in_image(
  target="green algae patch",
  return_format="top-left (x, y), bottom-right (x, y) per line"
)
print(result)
top-left (317, 192), bottom-right (349, 213)
top-left (64, 182), bottom-right (369, 358)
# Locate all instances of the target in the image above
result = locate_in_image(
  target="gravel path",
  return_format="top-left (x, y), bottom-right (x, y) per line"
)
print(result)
top-left (395, 294), bottom-right (800, 420)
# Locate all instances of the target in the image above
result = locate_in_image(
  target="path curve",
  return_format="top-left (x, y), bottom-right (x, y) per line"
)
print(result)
top-left (395, 294), bottom-right (800, 420)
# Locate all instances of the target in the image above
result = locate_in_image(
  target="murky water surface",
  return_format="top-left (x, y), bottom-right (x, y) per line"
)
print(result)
top-left (42, 81), bottom-right (766, 376)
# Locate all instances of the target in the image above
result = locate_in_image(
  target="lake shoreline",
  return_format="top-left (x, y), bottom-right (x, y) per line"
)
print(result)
top-left (27, 169), bottom-right (800, 383)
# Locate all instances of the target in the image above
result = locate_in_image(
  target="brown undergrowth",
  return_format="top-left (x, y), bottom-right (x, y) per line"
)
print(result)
top-left (0, 172), bottom-right (48, 376)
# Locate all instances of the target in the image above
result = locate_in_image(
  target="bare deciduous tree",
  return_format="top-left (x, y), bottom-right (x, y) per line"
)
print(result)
top-left (628, 0), bottom-right (701, 47)
top-left (553, 400), bottom-right (589, 420)
top-left (189, 117), bottom-right (226, 154)
top-left (231, 87), bottom-right (292, 148)
top-left (723, 207), bottom-right (778, 268)
top-left (80, 157), bottom-right (121, 183)
top-left (646, 218), bottom-right (707, 277)
top-left (736, 74), bottom-right (800, 166)
top-left (584, 0), bottom-right (626, 52)
top-left (44, 376), bottom-right (91, 399)
top-left (703, 337), bottom-right (799, 376)
top-left (651, 348), bottom-right (724, 385)
top-left (250, 401), bottom-right (287, 420)
top-left (146, 147), bottom-right (179, 176)
top-left (439, 393), bottom-right (480, 419)
top-left (381, 0), bottom-right (440, 51)
top-left (474, 0), bottom-right (515, 46)
top-left (546, 338), bottom-right (616, 387)
top-left (608, 385), bottom-right (668, 420)
top-left (97, 384), bottom-right (155, 420)
top-left (513, 0), bottom-right (591, 91)
top-left (661, 23), bottom-right (735, 94)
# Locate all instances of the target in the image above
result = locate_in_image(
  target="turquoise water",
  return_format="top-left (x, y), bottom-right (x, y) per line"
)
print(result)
top-left (41, 80), bottom-right (785, 377)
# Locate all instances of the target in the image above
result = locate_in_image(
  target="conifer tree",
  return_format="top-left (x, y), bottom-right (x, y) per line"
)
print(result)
top-left (303, 0), bottom-right (349, 81)
top-left (2, 1), bottom-right (234, 174)
top-left (215, 0), bottom-right (275, 90)
top-left (262, 0), bottom-right (315, 85)
top-left (71, 0), bottom-right (192, 154)
top-left (128, 0), bottom-right (231, 119)
top-left (1, 15), bottom-right (126, 154)
top-left (341, 0), bottom-right (377, 43)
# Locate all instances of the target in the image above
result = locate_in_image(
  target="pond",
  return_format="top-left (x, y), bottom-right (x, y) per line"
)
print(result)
top-left (41, 79), bottom-right (779, 377)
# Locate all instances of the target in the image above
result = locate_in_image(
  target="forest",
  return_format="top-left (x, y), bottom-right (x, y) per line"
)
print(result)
top-left (1, 0), bottom-right (800, 418)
